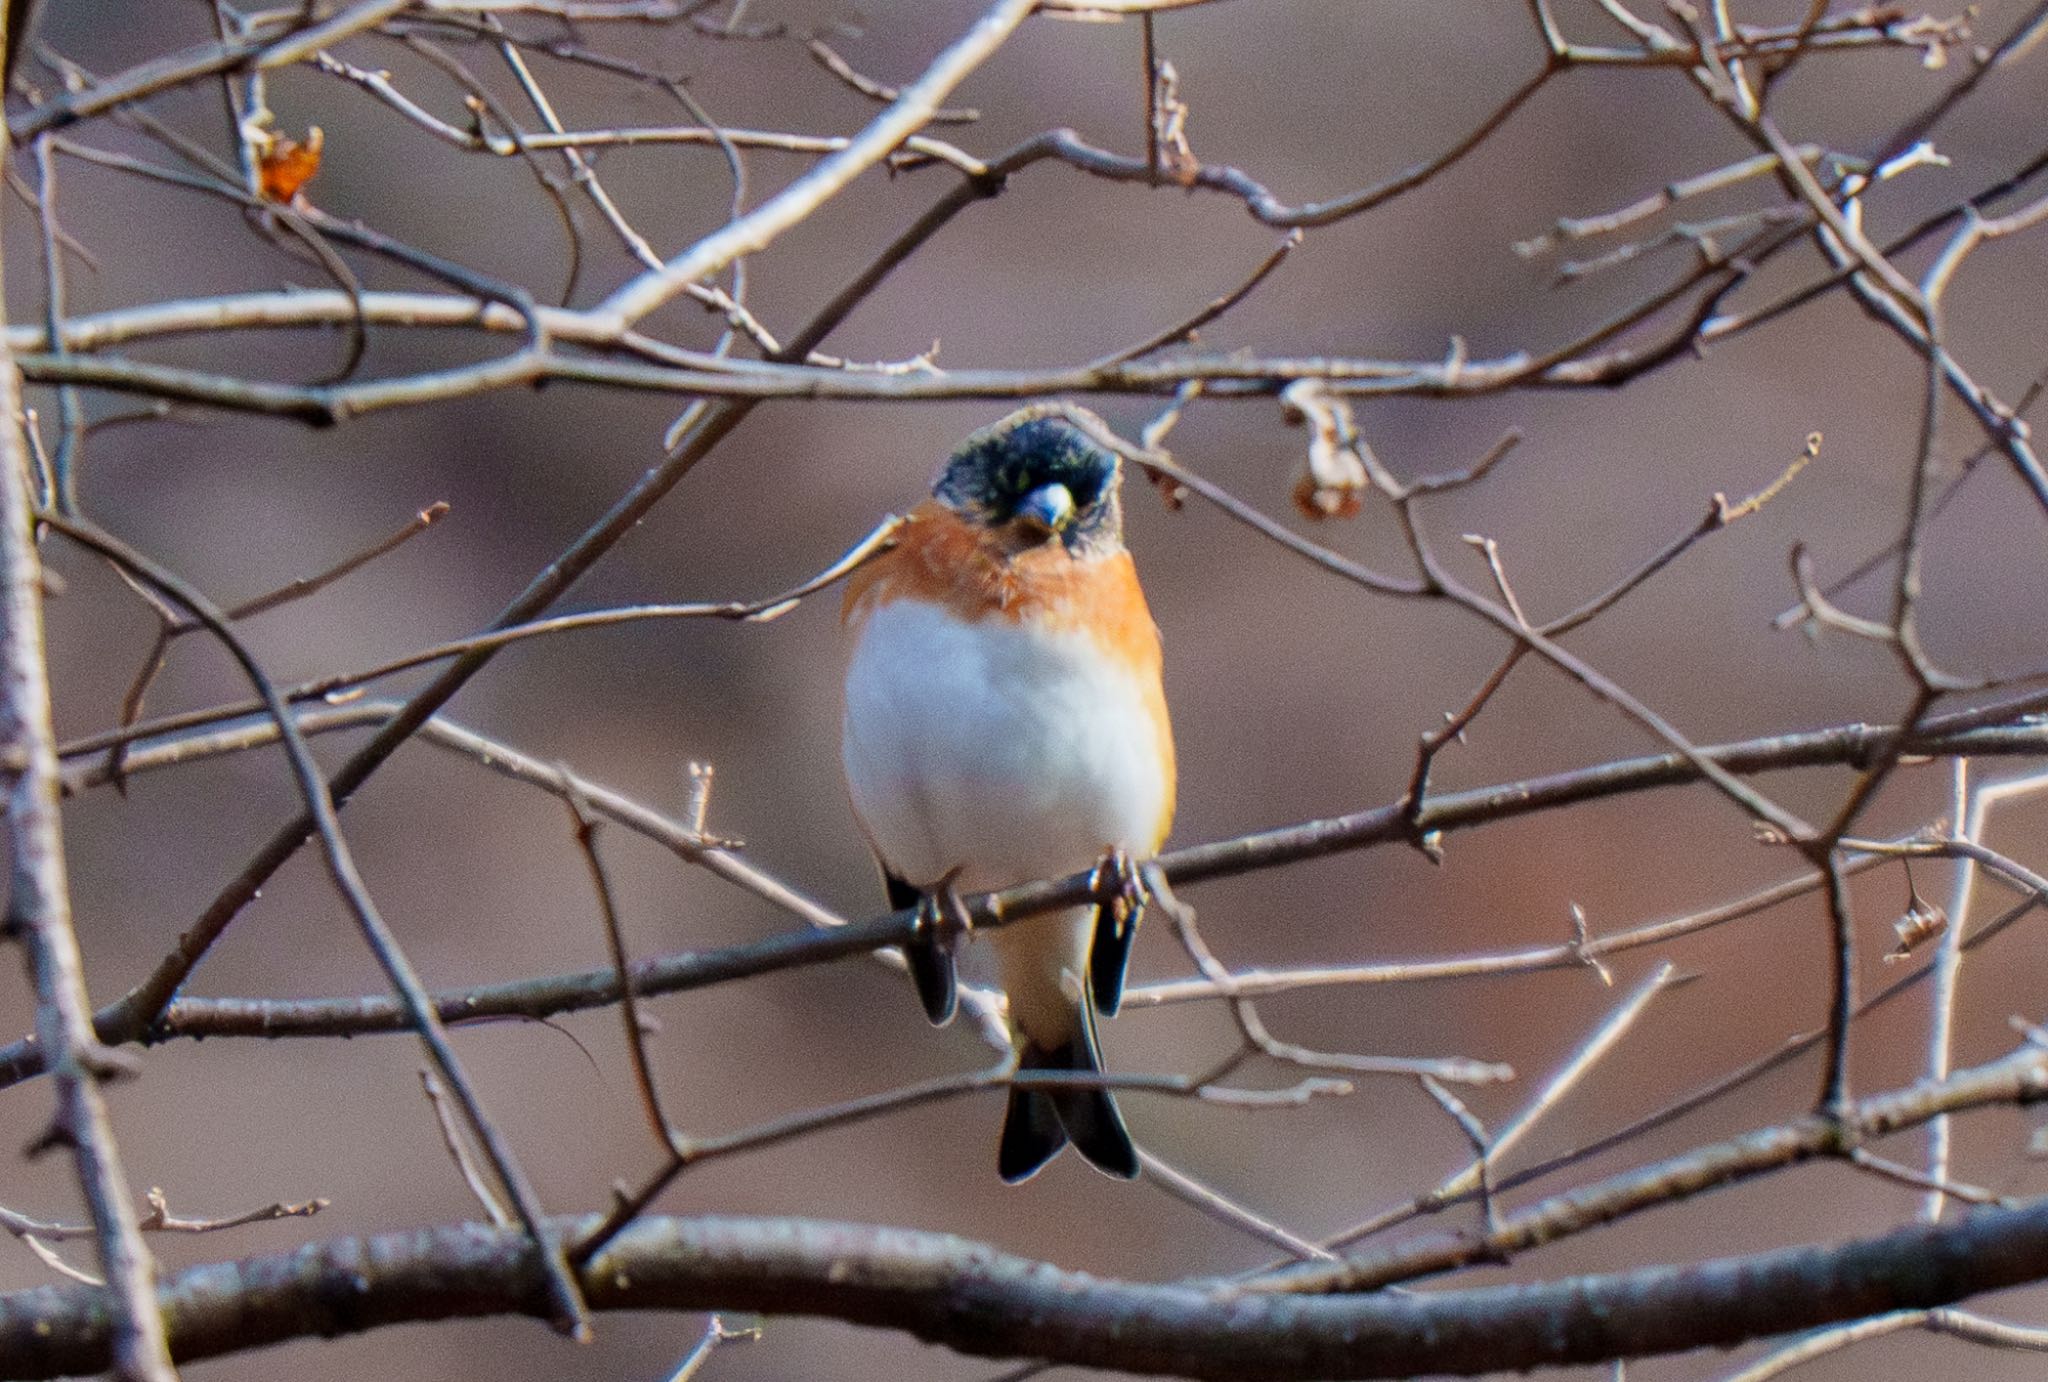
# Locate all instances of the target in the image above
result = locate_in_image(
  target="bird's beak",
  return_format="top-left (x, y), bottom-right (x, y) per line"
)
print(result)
top-left (1015, 483), bottom-right (1076, 539)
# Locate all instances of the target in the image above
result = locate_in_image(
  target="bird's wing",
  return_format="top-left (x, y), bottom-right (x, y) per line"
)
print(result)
top-left (880, 862), bottom-right (958, 1027)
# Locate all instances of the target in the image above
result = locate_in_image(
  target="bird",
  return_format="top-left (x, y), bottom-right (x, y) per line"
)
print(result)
top-left (841, 404), bottom-right (1175, 1182)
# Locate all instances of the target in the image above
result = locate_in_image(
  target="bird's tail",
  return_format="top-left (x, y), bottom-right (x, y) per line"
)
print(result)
top-left (998, 1003), bottom-right (1138, 1183)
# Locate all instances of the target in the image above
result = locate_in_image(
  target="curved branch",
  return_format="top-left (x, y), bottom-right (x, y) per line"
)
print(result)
top-left (8, 1193), bottom-right (2048, 1380)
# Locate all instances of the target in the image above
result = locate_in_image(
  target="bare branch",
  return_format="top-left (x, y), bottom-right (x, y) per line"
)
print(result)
top-left (13, 1181), bottom-right (2048, 1379)
top-left (0, 106), bottom-right (172, 1379)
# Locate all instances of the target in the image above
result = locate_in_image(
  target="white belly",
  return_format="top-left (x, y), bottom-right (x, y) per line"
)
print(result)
top-left (842, 599), bottom-right (1167, 893)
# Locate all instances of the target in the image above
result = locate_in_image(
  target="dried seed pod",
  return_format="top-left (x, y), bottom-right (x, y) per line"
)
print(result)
top-left (1883, 899), bottom-right (1948, 963)
top-left (1282, 380), bottom-right (1371, 520)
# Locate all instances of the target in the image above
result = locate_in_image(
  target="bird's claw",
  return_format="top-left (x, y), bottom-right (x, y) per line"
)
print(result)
top-left (933, 865), bottom-right (975, 936)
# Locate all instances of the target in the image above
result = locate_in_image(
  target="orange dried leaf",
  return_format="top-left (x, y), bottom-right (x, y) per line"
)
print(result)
top-left (259, 126), bottom-right (324, 203)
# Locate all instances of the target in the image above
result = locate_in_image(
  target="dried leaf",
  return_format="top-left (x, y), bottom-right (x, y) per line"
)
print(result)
top-left (1145, 466), bottom-right (1189, 512)
top-left (1281, 380), bottom-right (1371, 520)
top-left (259, 126), bottom-right (325, 204)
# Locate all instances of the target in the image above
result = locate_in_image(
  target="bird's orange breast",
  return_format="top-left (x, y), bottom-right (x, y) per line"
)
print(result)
top-left (843, 501), bottom-right (1176, 850)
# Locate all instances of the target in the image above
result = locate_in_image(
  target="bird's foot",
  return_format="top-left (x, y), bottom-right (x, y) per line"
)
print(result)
top-left (933, 864), bottom-right (975, 936)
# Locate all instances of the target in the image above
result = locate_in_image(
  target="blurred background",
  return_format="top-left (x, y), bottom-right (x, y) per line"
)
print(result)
top-left (4, 0), bottom-right (2048, 1377)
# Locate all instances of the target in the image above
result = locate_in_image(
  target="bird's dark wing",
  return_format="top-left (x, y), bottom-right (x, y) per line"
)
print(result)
top-left (1089, 892), bottom-right (1141, 1017)
top-left (884, 866), bottom-right (958, 1027)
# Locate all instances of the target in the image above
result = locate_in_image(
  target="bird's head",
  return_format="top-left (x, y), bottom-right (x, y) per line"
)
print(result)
top-left (932, 405), bottom-right (1125, 557)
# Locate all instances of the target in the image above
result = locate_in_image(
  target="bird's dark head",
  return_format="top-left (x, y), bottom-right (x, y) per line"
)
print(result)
top-left (932, 405), bottom-right (1125, 557)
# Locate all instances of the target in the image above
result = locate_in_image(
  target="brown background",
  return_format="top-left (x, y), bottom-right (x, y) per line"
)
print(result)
top-left (5, 1), bottom-right (2048, 1377)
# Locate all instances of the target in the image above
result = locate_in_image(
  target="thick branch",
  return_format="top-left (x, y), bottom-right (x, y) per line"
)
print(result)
top-left (8, 1196), bottom-right (2048, 1380)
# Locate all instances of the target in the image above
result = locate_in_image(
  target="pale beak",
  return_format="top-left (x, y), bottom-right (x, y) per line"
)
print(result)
top-left (1015, 483), bottom-right (1076, 538)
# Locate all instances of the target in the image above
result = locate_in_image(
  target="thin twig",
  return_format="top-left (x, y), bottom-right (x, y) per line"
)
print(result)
top-left (418, 1070), bottom-right (509, 1228)
top-left (1089, 229), bottom-right (1302, 368)
top-left (1435, 962), bottom-right (1681, 1203)
top-left (562, 769), bottom-right (681, 1152)
top-left (107, 500), bottom-right (449, 787)
top-left (807, 39), bottom-right (979, 122)
top-left (0, 1189), bottom-right (324, 1245)
top-left (1139, 1150), bottom-right (1335, 1261)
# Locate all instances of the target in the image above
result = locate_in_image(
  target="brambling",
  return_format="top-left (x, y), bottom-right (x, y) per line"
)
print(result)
top-left (841, 405), bottom-right (1175, 1182)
